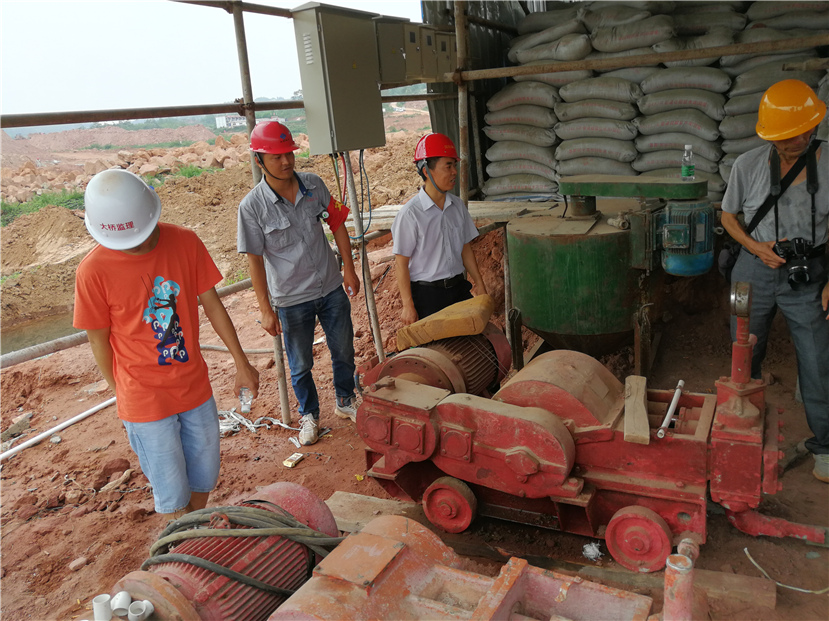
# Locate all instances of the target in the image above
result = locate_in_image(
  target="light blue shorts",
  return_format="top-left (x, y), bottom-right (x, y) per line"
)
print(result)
top-left (123, 396), bottom-right (220, 514)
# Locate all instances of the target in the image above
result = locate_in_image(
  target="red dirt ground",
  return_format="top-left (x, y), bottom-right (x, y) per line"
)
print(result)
top-left (1, 126), bottom-right (827, 621)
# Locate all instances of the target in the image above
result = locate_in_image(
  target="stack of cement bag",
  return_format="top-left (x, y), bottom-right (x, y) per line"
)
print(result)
top-left (481, 0), bottom-right (829, 202)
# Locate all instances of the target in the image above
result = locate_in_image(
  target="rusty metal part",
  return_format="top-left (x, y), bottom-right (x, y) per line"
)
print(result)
top-left (605, 506), bottom-right (673, 573)
top-left (270, 515), bottom-right (653, 620)
top-left (663, 554), bottom-right (694, 621)
top-left (423, 476), bottom-right (477, 534)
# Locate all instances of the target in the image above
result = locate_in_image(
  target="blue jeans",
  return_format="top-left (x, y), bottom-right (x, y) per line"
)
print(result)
top-left (278, 286), bottom-right (355, 420)
top-left (123, 396), bottom-right (220, 513)
top-left (731, 252), bottom-right (829, 454)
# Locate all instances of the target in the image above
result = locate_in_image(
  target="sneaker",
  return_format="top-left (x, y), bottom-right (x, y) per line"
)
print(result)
top-left (298, 414), bottom-right (318, 446)
top-left (813, 454), bottom-right (829, 483)
top-left (335, 395), bottom-right (358, 422)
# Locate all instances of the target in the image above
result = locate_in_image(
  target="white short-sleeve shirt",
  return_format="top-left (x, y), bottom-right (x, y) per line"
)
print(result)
top-left (391, 188), bottom-right (479, 282)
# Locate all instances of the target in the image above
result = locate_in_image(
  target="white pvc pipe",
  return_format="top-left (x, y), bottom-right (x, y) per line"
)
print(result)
top-left (92, 594), bottom-right (112, 621)
top-left (0, 397), bottom-right (116, 462)
top-left (657, 380), bottom-right (685, 439)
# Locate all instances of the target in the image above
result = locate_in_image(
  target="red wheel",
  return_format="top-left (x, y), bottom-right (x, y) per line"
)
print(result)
top-left (422, 477), bottom-right (477, 534)
top-left (605, 506), bottom-right (673, 572)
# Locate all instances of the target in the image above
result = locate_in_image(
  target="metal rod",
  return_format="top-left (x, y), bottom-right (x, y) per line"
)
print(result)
top-left (443, 34), bottom-right (829, 83)
top-left (231, 0), bottom-right (261, 185)
top-left (657, 379), bottom-right (685, 438)
top-left (272, 335), bottom-right (292, 425)
top-left (174, 0), bottom-right (292, 18)
top-left (1, 94), bottom-right (456, 129)
top-left (469, 91), bottom-right (485, 193)
top-left (503, 224), bottom-right (513, 349)
top-left (343, 152), bottom-right (385, 363)
top-left (455, 0), bottom-right (469, 205)
top-left (466, 13), bottom-right (518, 35)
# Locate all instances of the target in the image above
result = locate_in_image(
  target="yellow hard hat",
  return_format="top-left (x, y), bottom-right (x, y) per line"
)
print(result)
top-left (756, 79), bottom-right (826, 141)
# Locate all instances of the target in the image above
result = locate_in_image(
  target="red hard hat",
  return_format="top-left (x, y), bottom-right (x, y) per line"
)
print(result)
top-left (413, 133), bottom-right (458, 162)
top-left (250, 121), bottom-right (300, 154)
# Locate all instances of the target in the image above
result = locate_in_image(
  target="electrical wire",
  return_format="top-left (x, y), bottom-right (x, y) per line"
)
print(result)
top-left (743, 547), bottom-right (829, 594)
top-left (330, 154), bottom-right (343, 202)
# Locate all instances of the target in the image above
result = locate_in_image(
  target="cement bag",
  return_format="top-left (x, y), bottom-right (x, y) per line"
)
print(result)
top-left (636, 89), bottom-right (726, 121)
top-left (482, 174), bottom-right (558, 197)
top-left (675, 2), bottom-right (747, 14)
top-left (588, 1), bottom-right (675, 14)
top-left (673, 11), bottom-right (746, 37)
top-left (719, 113), bottom-right (759, 140)
top-left (721, 52), bottom-right (818, 78)
top-left (633, 150), bottom-right (718, 173)
top-left (514, 64), bottom-right (594, 87)
top-left (486, 160), bottom-right (558, 183)
top-left (559, 77), bottom-right (643, 103)
top-left (640, 168), bottom-right (727, 193)
top-left (721, 29), bottom-right (811, 66)
top-left (640, 67), bottom-right (731, 95)
top-left (508, 19), bottom-right (586, 63)
top-left (586, 47), bottom-right (661, 71)
top-left (729, 63), bottom-right (823, 98)
top-left (582, 5), bottom-right (650, 32)
top-left (485, 141), bottom-right (557, 169)
top-left (515, 33), bottom-right (593, 63)
top-left (653, 28), bottom-right (735, 68)
top-left (591, 15), bottom-right (674, 53)
top-left (719, 160), bottom-right (733, 184)
top-left (724, 92), bottom-right (764, 116)
top-left (557, 157), bottom-right (637, 176)
top-left (487, 81), bottom-right (560, 112)
top-left (722, 135), bottom-right (766, 154)
top-left (633, 109), bottom-right (720, 141)
top-left (555, 138), bottom-right (637, 162)
top-left (634, 133), bottom-right (722, 162)
top-left (555, 99), bottom-right (638, 121)
top-left (485, 105), bottom-right (558, 129)
top-left (602, 66), bottom-right (661, 83)
top-left (749, 11), bottom-right (829, 30)
top-left (554, 118), bottom-right (638, 140)
top-left (483, 124), bottom-right (558, 147)
top-left (517, 6), bottom-right (582, 35)
top-left (747, 1), bottom-right (829, 22)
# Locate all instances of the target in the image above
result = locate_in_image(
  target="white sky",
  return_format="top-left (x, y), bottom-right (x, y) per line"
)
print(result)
top-left (0, 0), bottom-right (422, 115)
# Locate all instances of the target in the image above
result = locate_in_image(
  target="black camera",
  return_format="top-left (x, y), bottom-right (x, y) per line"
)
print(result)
top-left (773, 237), bottom-right (814, 290)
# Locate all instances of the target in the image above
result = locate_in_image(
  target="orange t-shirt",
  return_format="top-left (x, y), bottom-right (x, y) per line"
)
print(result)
top-left (73, 223), bottom-right (222, 422)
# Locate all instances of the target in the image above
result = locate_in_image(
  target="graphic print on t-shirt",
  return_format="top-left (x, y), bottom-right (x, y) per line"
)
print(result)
top-left (143, 275), bottom-right (189, 366)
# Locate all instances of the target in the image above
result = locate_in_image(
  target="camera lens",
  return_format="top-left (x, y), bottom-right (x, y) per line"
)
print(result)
top-left (787, 261), bottom-right (811, 290)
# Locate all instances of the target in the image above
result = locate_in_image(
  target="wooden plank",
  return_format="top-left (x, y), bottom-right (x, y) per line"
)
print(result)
top-left (578, 566), bottom-right (776, 608)
top-left (325, 490), bottom-right (423, 533)
top-left (624, 375), bottom-right (651, 445)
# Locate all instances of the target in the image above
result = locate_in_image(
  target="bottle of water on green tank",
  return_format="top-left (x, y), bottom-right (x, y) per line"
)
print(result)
top-left (681, 144), bottom-right (695, 182)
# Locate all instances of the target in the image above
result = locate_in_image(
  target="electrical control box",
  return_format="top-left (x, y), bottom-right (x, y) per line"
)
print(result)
top-left (374, 16), bottom-right (409, 85)
top-left (435, 32), bottom-right (456, 78)
top-left (420, 25), bottom-right (439, 82)
top-left (292, 2), bottom-right (385, 155)
top-left (403, 23), bottom-right (423, 80)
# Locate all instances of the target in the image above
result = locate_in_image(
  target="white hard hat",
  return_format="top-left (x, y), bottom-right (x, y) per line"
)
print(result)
top-left (84, 169), bottom-right (161, 250)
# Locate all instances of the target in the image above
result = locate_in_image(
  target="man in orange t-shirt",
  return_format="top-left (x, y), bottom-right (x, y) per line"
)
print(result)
top-left (74, 169), bottom-right (258, 517)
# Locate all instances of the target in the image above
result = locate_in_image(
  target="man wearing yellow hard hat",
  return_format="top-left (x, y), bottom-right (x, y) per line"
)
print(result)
top-left (721, 79), bottom-right (829, 483)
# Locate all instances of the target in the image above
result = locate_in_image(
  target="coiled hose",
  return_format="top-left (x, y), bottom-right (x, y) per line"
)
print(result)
top-left (141, 500), bottom-right (344, 596)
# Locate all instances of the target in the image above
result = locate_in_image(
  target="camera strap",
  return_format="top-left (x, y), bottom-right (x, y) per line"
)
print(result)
top-left (770, 139), bottom-right (822, 243)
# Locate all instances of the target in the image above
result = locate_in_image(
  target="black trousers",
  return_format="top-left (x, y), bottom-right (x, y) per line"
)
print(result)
top-left (411, 278), bottom-right (473, 319)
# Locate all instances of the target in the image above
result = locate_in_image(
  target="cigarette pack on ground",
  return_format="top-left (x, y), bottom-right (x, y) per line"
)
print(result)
top-left (283, 452), bottom-right (305, 468)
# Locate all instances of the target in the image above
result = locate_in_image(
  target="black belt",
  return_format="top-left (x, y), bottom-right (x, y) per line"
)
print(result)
top-left (413, 273), bottom-right (465, 289)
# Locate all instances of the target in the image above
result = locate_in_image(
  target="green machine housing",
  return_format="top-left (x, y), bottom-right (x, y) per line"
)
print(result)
top-left (506, 175), bottom-right (713, 372)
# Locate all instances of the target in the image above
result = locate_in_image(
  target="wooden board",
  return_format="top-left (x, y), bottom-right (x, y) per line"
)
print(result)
top-left (624, 375), bottom-right (651, 445)
top-left (324, 491), bottom-right (776, 608)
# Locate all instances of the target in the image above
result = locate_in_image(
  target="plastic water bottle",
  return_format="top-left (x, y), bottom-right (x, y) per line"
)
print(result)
top-left (239, 387), bottom-right (252, 414)
top-left (681, 144), bottom-right (695, 182)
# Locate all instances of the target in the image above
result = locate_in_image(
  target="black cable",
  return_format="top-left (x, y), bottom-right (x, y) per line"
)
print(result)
top-left (141, 553), bottom-right (296, 597)
top-left (144, 503), bottom-right (344, 597)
